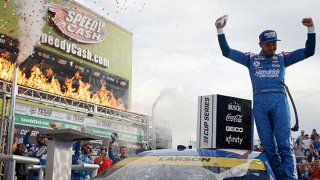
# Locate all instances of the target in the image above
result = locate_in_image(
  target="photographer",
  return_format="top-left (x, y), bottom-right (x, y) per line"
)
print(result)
top-left (108, 133), bottom-right (128, 164)
top-left (307, 144), bottom-right (319, 163)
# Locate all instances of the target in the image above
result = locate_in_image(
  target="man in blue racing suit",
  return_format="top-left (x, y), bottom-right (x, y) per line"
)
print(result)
top-left (215, 16), bottom-right (316, 179)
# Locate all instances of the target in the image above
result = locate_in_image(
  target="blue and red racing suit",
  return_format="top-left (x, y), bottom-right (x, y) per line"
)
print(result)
top-left (218, 31), bottom-right (315, 179)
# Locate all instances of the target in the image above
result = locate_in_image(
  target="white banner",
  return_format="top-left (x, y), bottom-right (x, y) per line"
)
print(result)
top-left (197, 95), bottom-right (216, 148)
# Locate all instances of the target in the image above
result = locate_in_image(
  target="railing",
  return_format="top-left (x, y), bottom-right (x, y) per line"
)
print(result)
top-left (0, 154), bottom-right (100, 180)
top-left (0, 154), bottom-right (40, 180)
top-left (0, 80), bottom-right (151, 126)
top-left (29, 163), bottom-right (100, 180)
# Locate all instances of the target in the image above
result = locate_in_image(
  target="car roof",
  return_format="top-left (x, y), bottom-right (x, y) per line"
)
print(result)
top-left (138, 148), bottom-right (267, 160)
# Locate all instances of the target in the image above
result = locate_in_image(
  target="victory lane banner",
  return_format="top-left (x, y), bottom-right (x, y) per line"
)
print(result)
top-left (15, 114), bottom-right (144, 143)
top-left (197, 94), bottom-right (252, 150)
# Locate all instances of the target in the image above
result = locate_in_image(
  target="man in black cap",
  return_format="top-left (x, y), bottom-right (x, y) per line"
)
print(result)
top-left (215, 16), bottom-right (316, 180)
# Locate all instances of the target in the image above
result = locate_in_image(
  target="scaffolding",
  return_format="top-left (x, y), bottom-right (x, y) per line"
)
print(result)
top-left (0, 79), bottom-right (153, 178)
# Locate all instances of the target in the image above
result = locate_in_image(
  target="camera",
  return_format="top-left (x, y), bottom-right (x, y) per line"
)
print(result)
top-left (111, 132), bottom-right (118, 143)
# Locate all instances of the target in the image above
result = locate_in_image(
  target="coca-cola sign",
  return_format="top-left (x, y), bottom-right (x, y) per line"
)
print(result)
top-left (225, 113), bottom-right (243, 123)
top-left (48, 4), bottom-right (107, 44)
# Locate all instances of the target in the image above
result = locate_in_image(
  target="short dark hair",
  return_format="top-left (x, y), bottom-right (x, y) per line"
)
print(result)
top-left (120, 146), bottom-right (127, 150)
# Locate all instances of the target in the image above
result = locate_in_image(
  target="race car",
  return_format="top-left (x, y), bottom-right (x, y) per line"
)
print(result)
top-left (94, 147), bottom-right (275, 180)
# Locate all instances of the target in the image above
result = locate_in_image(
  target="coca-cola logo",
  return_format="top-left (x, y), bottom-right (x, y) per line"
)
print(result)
top-left (226, 114), bottom-right (242, 123)
top-left (48, 4), bottom-right (107, 44)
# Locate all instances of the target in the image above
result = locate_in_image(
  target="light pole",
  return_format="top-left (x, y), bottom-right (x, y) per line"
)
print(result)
top-left (6, 63), bottom-right (19, 179)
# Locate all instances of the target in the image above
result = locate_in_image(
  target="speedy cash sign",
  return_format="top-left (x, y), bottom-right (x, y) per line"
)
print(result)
top-left (48, 4), bottom-right (107, 44)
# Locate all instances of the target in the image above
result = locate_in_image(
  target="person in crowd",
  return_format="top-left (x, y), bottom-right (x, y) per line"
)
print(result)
top-left (310, 160), bottom-right (320, 179)
top-left (314, 136), bottom-right (320, 154)
top-left (108, 140), bottom-right (128, 163)
top-left (303, 134), bottom-right (314, 156)
top-left (311, 129), bottom-right (320, 141)
top-left (25, 128), bottom-right (48, 180)
top-left (13, 138), bottom-right (29, 180)
top-left (298, 160), bottom-right (312, 180)
top-left (298, 130), bottom-right (307, 142)
top-left (294, 139), bottom-right (306, 164)
top-left (306, 144), bottom-right (319, 163)
top-left (72, 143), bottom-right (94, 180)
top-left (94, 146), bottom-right (112, 174)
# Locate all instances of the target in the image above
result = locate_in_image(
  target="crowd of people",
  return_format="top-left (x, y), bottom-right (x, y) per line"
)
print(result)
top-left (252, 129), bottom-right (320, 179)
top-left (295, 129), bottom-right (320, 180)
top-left (12, 127), bottom-right (129, 180)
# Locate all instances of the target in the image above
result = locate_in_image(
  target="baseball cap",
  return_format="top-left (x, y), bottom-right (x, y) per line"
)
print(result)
top-left (259, 30), bottom-right (281, 43)
top-left (17, 138), bottom-right (24, 144)
top-left (37, 133), bottom-right (46, 138)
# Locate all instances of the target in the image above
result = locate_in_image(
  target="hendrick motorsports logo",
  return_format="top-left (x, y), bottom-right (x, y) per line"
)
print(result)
top-left (255, 69), bottom-right (280, 78)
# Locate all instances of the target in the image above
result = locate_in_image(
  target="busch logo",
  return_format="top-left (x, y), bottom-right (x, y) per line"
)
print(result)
top-left (228, 102), bottom-right (241, 112)
top-left (255, 69), bottom-right (280, 78)
top-left (226, 114), bottom-right (243, 123)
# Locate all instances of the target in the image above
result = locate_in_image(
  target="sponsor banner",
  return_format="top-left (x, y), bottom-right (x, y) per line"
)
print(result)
top-left (40, 33), bottom-right (109, 67)
top-left (48, 4), bottom-right (107, 44)
top-left (197, 95), bottom-right (216, 148)
top-left (15, 114), bottom-right (144, 142)
top-left (216, 95), bottom-right (252, 150)
top-left (197, 94), bottom-right (252, 150)
top-left (15, 102), bottom-right (143, 136)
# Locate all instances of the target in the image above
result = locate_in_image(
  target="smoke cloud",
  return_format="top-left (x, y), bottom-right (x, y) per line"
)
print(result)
top-left (153, 88), bottom-right (197, 148)
top-left (15, 0), bottom-right (48, 64)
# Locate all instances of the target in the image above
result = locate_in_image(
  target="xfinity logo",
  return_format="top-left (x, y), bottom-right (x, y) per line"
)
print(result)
top-left (226, 126), bottom-right (243, 133)
top-left (228, 102), bottom-right (241, 112)
top-left (226, 135), bottom-right (243, 145)
top-left (255, 69), bottom-right (280, 78)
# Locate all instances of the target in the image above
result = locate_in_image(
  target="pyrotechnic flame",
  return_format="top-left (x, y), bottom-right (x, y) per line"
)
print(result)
top-left (0, 56), bottom-right (125, 110)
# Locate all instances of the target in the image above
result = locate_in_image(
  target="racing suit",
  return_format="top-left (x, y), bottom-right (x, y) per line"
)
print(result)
top-left (217, 28), bottom-right (316, 179)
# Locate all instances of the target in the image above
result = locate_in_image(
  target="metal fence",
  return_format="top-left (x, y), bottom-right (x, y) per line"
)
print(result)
top-left (0, 154), bottom-right (99, 180)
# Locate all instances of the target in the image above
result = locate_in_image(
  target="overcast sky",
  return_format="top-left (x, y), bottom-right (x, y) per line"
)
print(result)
top-left (75, 0), bottom-right (320, 147)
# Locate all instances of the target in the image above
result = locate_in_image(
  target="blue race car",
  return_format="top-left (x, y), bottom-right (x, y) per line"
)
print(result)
top-left (94, 147), bottom-right (275, 180)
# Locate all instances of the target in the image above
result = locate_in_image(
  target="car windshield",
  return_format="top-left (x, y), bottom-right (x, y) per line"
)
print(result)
top-left (94, 156), bottom-right (270, 180)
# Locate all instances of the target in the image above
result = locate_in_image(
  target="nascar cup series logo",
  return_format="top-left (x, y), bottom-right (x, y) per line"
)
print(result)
top-left (255, 69), bottom-right (280, 78)
top-left (48, 4), bottom-right (107, 43)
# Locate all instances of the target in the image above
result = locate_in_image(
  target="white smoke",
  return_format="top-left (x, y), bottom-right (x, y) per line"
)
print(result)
top-left (15, 0), bottom-right (48, 64)
top-left (153, 87), bottom-right (197, 148)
